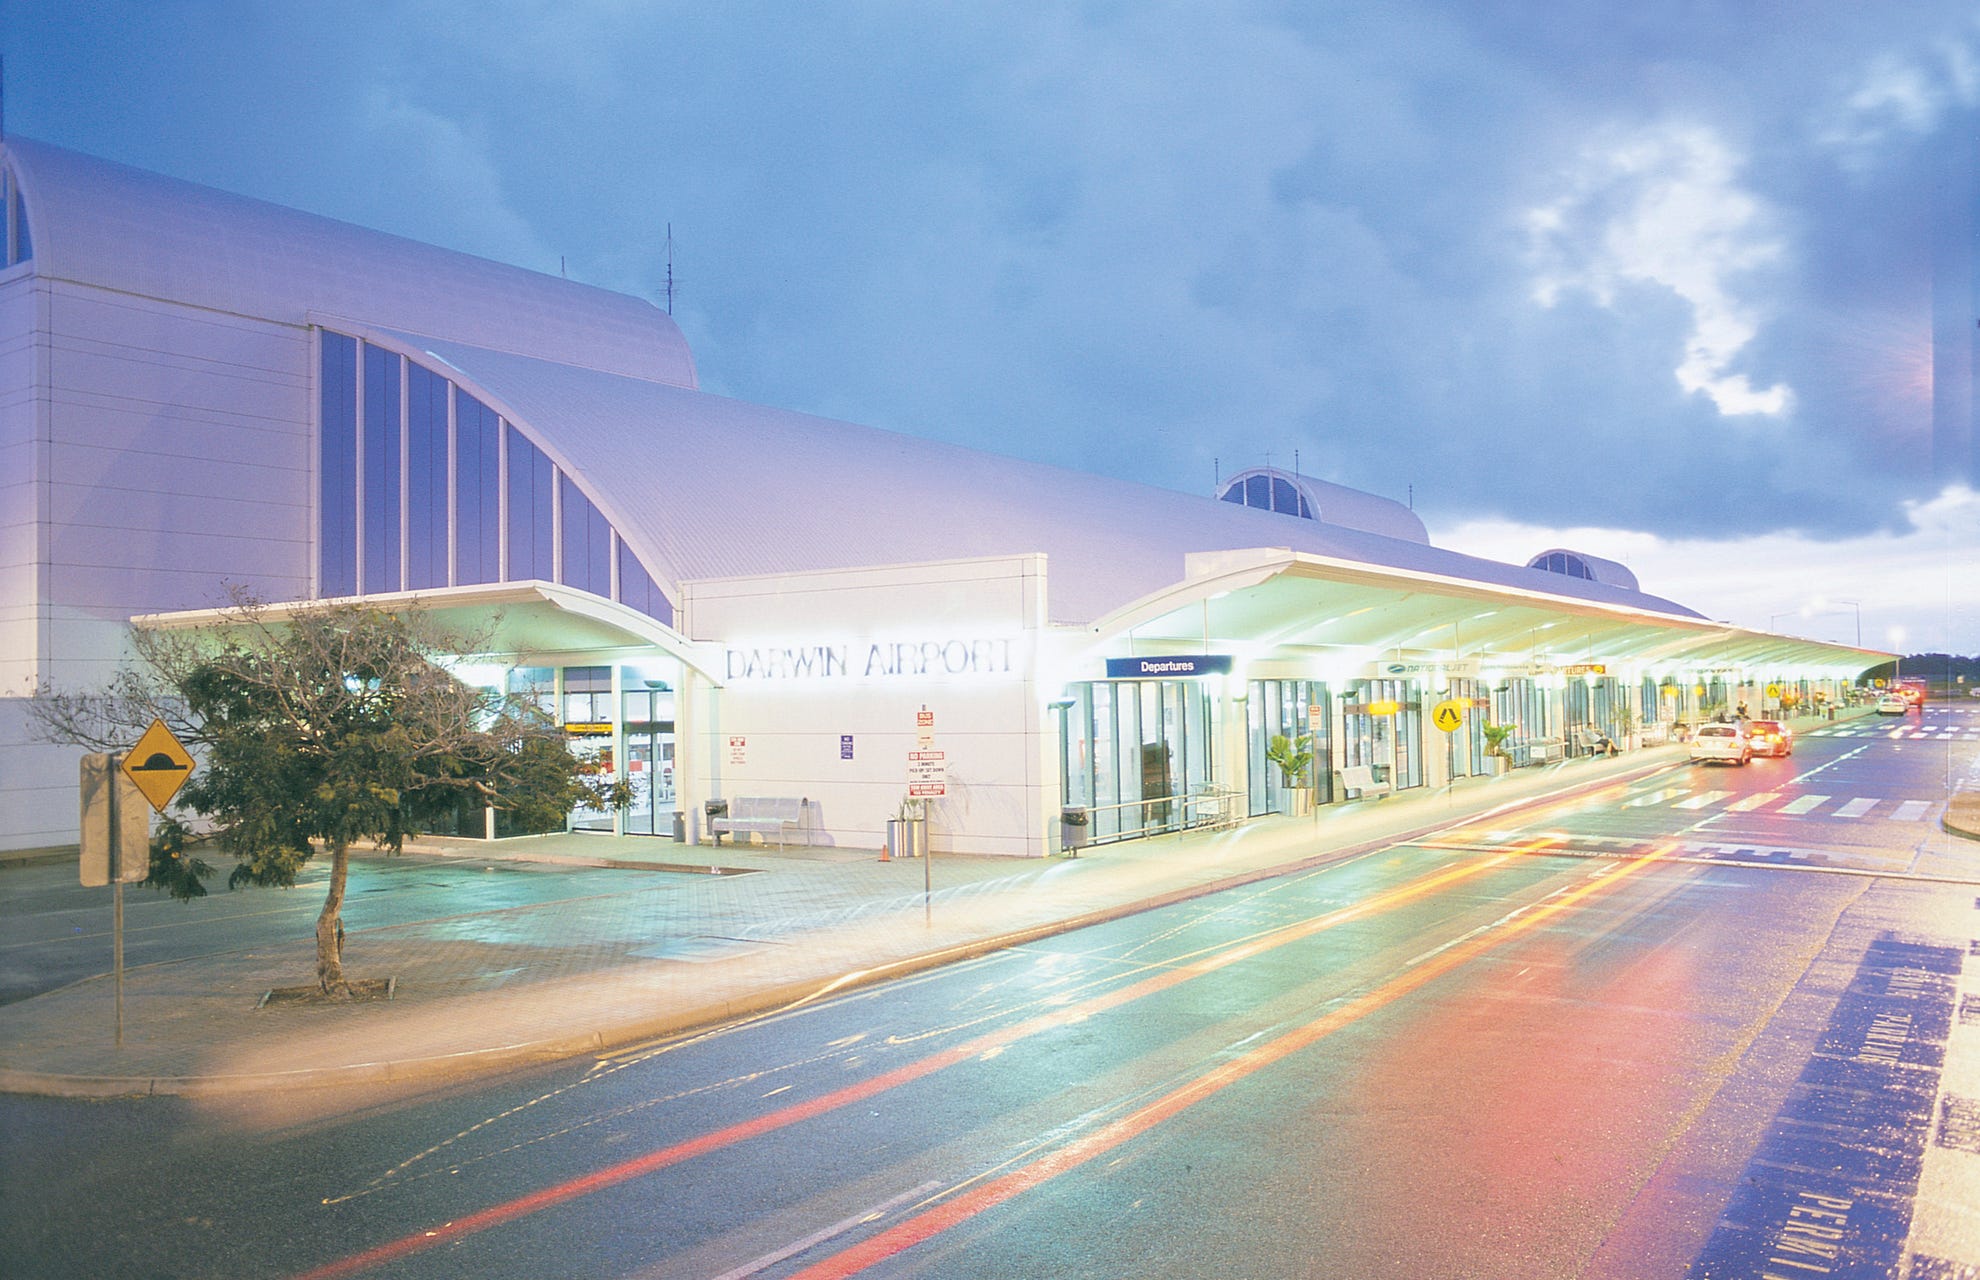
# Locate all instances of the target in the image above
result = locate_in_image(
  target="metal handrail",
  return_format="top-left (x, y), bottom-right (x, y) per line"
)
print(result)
top-left (1071, 787), bottom-right (1241, 845)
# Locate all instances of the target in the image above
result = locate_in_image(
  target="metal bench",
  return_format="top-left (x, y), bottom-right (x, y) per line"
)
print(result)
top-left (1341, 764), bottom-right (1391, 798)
top-left (708, 796), bottom-right (806, 849)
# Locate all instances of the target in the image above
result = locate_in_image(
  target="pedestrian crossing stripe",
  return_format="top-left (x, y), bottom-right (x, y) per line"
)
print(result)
top-left (1612, 789), bottom-right (1938, 821)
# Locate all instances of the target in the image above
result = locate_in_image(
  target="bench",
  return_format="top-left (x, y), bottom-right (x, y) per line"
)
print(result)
top-left (708, 796), bottom-right (806, 849)
top-left (1521, 737), bottom-right (1566, 764)
top-left (1341, 764), bottom-right (1391, 798)
top-left (1572, 727), bottom-right (1619, 757)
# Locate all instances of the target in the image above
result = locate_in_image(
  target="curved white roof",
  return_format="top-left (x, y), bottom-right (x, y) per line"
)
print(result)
top-left (1217, 466), bottom-right (1430, 544)
top-left (7, 135), bottom-right (1712, 637)
top-left (1, 136), bottom-right (696, 389)
top-left (400, 334), bottom-right (1706, 629)
top-left (1526, 547), bottom-right (1641, 592)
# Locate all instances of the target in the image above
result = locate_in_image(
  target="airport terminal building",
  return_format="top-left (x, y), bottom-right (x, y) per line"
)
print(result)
top-left (0, 136), bottom-right (1882, 858)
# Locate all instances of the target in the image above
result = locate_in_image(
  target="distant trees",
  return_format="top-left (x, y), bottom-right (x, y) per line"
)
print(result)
top-left (32, 596), bottom-right (604, 997)
top-left (1860, 654), bottom-right (1980, 691)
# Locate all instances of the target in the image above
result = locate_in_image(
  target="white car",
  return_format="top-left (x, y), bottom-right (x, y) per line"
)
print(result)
top-left (1875, 693), bottom-right (1910, 714)
top-left (1690, 723), bottom-right (1751, 765)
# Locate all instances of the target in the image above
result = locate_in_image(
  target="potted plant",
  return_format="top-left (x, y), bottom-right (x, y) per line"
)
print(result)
top-left (1612, 704), bottom-right (1638, 751)
top-left (1265, 732), bottom-right (1315, 816)
top-left (1482, 722), bottom-right (1515, 774)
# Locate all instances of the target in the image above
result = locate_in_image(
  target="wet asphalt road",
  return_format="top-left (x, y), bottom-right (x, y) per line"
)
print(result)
top-left (3, 705), bottom-right (1977, 1279)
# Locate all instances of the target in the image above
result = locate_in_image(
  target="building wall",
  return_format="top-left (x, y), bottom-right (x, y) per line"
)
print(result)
top-left (0, 278), bottom-right (315, 852)
top-left (0, 266), bottom-right (41, 696)
top-left (682, 555), bottom-right (1052, 856)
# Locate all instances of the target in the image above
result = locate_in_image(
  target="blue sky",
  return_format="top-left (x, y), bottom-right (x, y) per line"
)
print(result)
top-left (4, 1), bottom-right (1976, 654)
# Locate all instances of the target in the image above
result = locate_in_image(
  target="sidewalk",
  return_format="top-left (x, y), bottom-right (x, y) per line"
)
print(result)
top-left (0, 746), bottom-right (1753, 1098)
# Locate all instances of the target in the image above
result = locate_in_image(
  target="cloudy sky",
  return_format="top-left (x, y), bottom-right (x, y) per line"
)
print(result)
top-left (5, 1), bottom-right (1975, 654)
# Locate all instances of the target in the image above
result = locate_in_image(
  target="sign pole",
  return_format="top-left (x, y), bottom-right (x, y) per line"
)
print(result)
top-left (111, 753), bottom-right (123, 1048)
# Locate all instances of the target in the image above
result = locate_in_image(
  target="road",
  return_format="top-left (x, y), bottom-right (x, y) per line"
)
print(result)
top-left (2, 704), bottom-right (1977, 1279)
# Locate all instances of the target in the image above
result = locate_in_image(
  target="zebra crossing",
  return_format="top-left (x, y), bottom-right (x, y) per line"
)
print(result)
top-left (1620, 784), bottom-right (1936, 822)
top-left (1804, 708), bottom-right (1980, 741)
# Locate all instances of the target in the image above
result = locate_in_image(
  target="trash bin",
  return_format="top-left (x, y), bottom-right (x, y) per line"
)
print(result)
top-left (886, 816), bottom-right (927, 859)
top-left (672, 810), bottom-right (686, 842)
top-left (705, 799), bottom-right (728, 845)
top-left (1061, 807), bottom-right (1089, 855)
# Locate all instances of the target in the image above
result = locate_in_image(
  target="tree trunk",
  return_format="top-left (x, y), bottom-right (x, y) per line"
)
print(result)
top-left (315, 839), bottom-right (351, 997)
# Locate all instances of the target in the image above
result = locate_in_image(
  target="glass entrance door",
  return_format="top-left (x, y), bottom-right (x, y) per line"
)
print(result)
top-left (621, 686), bottom-right (676, 837)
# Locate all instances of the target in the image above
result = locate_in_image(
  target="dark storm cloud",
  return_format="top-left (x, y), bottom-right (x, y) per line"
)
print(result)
top-left (4, 0), bottom-right (1976, 547)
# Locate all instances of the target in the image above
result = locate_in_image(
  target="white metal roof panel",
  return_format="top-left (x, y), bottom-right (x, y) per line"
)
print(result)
top-left (399, 335), bottom-right (1708, 629)
top-left (2, 136), bottom-right (696, 389)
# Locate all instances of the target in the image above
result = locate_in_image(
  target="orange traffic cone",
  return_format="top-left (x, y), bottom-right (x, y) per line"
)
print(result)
top-left (879, 837), bottom-right (892, 863)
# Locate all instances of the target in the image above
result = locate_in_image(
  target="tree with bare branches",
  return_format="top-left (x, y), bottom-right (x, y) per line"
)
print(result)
top-left (32, 595), bottom-right (605, 997)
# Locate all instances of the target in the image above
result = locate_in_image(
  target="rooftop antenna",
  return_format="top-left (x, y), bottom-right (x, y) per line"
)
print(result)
top-left (1408, 483), bottom-right (1414, 510)
top-left (560, 255), bottom-right (566, 278)
top-left (1294, 448), bottom-right (1300, 476)
top-left (663, 223), bottom-right (678, 315)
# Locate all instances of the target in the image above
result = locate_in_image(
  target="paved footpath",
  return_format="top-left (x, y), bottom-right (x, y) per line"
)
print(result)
top-left (0, 732), bottom-right (1960, 1099)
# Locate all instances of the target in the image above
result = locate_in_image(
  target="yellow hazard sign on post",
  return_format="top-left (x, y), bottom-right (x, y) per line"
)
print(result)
top-left (121, 718), bottom-right (195, 813)
top-left (1431, 699), bottom-right (1465, 733)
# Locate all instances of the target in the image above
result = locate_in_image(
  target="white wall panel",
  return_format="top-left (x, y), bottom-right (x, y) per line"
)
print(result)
top-left (0, 699), bottom-right (78, 853)
top-left (684, 555), bottom-right (1051, 856)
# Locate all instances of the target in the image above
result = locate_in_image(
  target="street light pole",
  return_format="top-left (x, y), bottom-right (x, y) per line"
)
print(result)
top-left (1836, 598), bottom-right (1861, 646)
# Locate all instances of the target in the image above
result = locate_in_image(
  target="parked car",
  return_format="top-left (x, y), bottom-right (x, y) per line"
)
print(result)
top-left (1690, 723), bottom-right (1751, 765)
top-left (1875, 693), bottom-right (1910, 714)
top-left (1745, 719), bottom-right (1793, 757)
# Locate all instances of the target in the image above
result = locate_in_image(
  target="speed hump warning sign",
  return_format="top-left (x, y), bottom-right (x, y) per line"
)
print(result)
top-left (121, 718), bottom-right (195, 813)
top-left (1431, 699), bottom-right (1466, 733)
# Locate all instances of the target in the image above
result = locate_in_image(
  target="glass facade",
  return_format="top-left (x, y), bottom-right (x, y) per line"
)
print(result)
top-left (1061, 679), bottom-right (1215, 845)
top-left (406, 362), bottom-right (449, 591)
top-left (317, 329), bottom-right (673, 621)
top-left (1443, 677), bottom-right (1489, 778)
top-left (506, 425), bottom-right (556, 582)
top-left (318, 333), bottom-right (359, 597)
top-left (1343, 679), bottom-right (1423, 793)
top-left (454, 389), bottom-right (500, 586)
top-left (621, 679), bottom-right (677, 836)
top-left (560, 474), bottom-right (613, 598)
top-left (1529, 551), bottom-right (1595, 580)
top-left (1246, 680), bottom-right (1332, 815)
top-left (1218, 472), bottom-right (1313, 518)
top-left (361, 343), bottom-right (401, 594)
top-left (3, 167), bottom-right (29, 267)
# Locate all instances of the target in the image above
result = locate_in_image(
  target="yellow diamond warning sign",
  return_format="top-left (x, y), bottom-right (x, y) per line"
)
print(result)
top-left (121, 718), bottom-right (195, 813)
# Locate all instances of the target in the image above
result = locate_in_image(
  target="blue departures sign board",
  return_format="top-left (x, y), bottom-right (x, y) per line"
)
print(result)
top-left (1103, 655), bottom-right (1233, 679)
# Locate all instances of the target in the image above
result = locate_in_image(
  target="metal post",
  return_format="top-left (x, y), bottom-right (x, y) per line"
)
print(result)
top-left (110, 752), bottom-right (123, 1048)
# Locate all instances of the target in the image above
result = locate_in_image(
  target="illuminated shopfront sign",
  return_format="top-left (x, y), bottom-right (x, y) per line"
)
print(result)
top-left (724, 638), bottom-right (1017, 681)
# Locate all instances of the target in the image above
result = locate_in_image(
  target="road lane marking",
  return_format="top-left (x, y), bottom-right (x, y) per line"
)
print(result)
top-left (1674, 791), bottom-right (1732, 811)
top-left (1892, 800), bottom-right (1932, 822)
top-left (692, 1181), bottom-right (947, 1280)
top-left (1726, 792), bottom-right (1782, 812)
top-left (1781, 795), bottom-right (1830, 815)
top-left (778, 847), bottom-right (1676, 1280)
top-left (290, 847), bottom-right (1549, 1277)
top-left (1834, 798), bottom-right (1881, 819)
